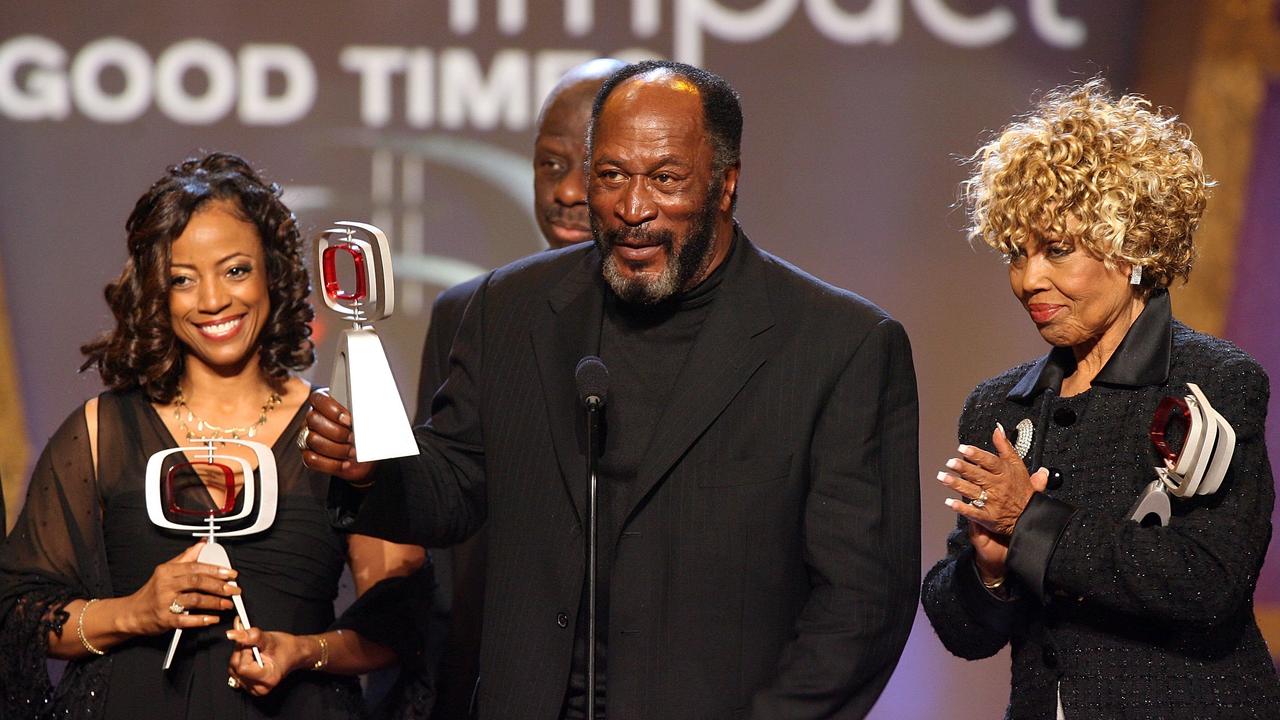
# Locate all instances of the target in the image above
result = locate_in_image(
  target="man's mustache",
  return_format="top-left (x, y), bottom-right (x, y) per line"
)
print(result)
top-left (544, 204), bottom-right (591, 230)
top-left (601, 225), bottom-right (676, 249)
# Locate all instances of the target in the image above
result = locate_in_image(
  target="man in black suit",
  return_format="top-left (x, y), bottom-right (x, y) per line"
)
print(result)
top-left (418, 57), bottom-right (624, 718)
top-left (307, 60), bottom-right (920, 719)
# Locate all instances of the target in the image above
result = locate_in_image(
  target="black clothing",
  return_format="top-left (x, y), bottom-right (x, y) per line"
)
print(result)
top-left (336, 229), bottom-right (921, 720)
top-left (416, 275), bottom-right (486, 720)
top-left (922, 291), bottom-right (1280, 718)
top-left (561, 241), bottom-right (729, 720)
top-left (0, 390), bottom-right (369, 719)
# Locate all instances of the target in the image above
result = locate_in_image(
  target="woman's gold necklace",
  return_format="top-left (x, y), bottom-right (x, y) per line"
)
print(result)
top-left (173, 388), bottom-right (283, 442)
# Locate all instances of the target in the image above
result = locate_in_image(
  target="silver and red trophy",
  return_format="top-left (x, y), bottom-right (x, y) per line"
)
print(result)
top-left (316, 221), bottom-right (418, 462)
top-left (1129, 383), bottom-right (1237, 526)
top-left (145, 439), bottom-right (279, 669)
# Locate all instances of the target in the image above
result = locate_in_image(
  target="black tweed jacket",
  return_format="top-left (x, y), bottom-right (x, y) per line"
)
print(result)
top-left (922, 291), bottom-right (1280, 718)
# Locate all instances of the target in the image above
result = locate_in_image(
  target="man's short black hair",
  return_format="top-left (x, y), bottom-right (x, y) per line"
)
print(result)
top-left (589, 60), bottom-right (743, 176)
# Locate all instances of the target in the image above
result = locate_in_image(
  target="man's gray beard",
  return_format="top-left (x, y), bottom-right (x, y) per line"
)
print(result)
top-left (593, 183), bottom-right (720, 306)
top-left (600, 250), bottom-right (681, 305)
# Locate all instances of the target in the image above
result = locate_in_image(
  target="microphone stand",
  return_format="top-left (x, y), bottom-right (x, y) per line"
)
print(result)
top-left (585, 394), bottom-right (601, 720)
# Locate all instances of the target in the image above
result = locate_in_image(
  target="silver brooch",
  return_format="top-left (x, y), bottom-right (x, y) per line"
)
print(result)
top-left (1013, 418), bottom-right (1034, 459)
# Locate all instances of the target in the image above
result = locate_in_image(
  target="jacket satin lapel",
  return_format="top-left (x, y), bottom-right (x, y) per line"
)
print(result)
top-left (621, 237), bottom-right (777, 531)
top-left (530, 247), bottom-right (605, 526)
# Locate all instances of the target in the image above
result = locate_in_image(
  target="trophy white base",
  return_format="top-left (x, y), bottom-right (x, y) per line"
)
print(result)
top-left (330, 328), bottom-right (419, 462)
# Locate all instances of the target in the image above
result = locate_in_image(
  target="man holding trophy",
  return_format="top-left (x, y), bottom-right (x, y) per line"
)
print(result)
top-left (303, 61), bottom-right (920, 719)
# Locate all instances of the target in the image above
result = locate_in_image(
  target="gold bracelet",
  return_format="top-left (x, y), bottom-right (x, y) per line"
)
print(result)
top-left (346, 479), bottom-right (375, 490)
top-left (981, 574), bottom-right (1006, 591)
top-left (77, 599), bottom-right (106, 656)
top-left (312, 634), bottom-right (329, 670)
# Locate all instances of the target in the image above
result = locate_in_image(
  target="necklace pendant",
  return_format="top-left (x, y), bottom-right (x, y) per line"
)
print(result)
top-left (247, 426), bottom-right (257, 438)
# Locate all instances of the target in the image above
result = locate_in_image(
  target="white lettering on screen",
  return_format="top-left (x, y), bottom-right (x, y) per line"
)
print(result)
top-left (0, 35), bottom-right (317, 125)
top-left (0, 4), bottom-right (1088, 126)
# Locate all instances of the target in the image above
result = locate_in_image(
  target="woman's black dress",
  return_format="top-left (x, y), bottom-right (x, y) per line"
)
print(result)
top-left (1, 389), bottom-right (364, 719)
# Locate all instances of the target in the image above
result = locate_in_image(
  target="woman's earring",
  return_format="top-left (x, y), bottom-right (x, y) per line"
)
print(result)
top-left (1130, 264), bottom-right (1142, 285)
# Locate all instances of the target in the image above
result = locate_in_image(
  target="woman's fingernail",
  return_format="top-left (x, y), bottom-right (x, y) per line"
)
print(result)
top-left (936, 471), bottom-right (950, 483)
top-left (338, 413), bottom-right (350, 426)
top-left (218, 568), bottom-right (233, 578)
top-left (957, 444), bottom-right (972, 456)
top-left (944, 498), bottom-right (956, 508)
top-left (226, 631), bottom-right (236, 640)
top-left (996, 422), bottom-right (1006, 436)
top-left (946, 458), bottom-right (962, 470)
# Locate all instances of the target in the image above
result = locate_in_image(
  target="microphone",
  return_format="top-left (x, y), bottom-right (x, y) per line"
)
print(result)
top-left (575, 355), bottom-right (609, 410)
top-left (573, 355), bottom-right (608, 720)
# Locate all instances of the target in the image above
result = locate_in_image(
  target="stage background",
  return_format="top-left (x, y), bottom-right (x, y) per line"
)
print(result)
top-left (2, 2), bottom-right (1277, 717)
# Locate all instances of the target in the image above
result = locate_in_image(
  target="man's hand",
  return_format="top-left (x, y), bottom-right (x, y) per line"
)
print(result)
top-left (300, 390), bottom-right (376, 483)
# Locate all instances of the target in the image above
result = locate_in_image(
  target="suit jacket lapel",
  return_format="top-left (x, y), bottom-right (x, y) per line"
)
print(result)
top-left (622, 234), bottom-right (777, 529)
top-left (530, 247), bottom-right (605, 526)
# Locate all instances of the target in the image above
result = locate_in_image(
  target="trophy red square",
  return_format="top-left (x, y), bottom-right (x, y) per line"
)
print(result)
top-left (164, 461), bottom-right (237, 517)
top-left (1149, 395), bottom-right (1190, 464)
top-left (322, 243), bottom-right (368, 302)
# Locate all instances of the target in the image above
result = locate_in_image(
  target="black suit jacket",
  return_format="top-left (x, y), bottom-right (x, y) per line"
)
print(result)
top-left (417, 277), bottom-right (484, 418)
top-left (340, 230), bottom-right (921, 719)
top-left (415, 275), bottom-right (487, 719)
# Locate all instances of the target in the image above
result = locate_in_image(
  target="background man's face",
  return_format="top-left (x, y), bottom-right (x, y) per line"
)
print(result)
top-left (588, 76), bottom-right (723, 304)
top-left (533, 83), bottom-right (596, 249)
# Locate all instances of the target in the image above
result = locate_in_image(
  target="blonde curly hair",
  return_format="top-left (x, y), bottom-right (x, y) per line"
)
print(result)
top-left (962, 78), bottom-right (1211, 289)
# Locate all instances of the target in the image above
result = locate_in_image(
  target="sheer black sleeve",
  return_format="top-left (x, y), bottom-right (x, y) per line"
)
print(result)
top-left (331, 564), bottom-right (441, 719)
top-left (0, 405), bottom-right (113, 719)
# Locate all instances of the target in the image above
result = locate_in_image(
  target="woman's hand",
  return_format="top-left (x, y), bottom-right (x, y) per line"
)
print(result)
top-left (226, 622), bottom-right (315, 696)
top-left (968, 521), bottom-right (1009, 584)
top-left (299, 390), bottom-right (376, 484)
top-left (939, 423), bottom-right (1049, 536)
top-left (120, 541), bottom-right (240, 635)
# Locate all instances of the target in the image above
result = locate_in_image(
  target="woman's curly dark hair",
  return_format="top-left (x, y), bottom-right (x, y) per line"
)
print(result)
top-left (81, 152), bottom-right (314, 402)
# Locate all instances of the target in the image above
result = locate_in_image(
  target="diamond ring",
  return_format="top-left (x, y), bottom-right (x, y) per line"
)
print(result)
top-left (972, 489), bottom-right (989, 509)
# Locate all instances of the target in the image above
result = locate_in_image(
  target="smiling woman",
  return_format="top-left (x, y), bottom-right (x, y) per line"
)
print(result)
top-left (0, 153), bottom-right (434, 720)
top-left (166, 202), bottom-right (273, 381)
top-left (81, 154), bottom-right (313, 403)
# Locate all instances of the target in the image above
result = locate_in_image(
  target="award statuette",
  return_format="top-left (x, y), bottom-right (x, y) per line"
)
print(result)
top-left (145, 438), bottom-right (279, 669)
top-left (1129, 382), bottom-right (1237, 527)
top-left (316, 221), bottom-right (417, 462)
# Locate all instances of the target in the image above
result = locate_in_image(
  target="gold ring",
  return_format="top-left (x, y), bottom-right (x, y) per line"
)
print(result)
top-left (295, 426), bottom-right (311, 451)
top-left (972, 489), bottom-right (989, 509)
top-left (168, 598), bottom-right (185, 614)
top-left (227, 676), bottom-right (240, 689)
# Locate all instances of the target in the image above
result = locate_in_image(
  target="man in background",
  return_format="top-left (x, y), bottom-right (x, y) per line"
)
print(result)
top-left (416, 58), bottom-right (624, 719)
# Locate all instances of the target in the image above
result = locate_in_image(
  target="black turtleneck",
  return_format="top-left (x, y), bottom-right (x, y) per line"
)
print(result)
top-left (560, 239), bottom-right (735, 719)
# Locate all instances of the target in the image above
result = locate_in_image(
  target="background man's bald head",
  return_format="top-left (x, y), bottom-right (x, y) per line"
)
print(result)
top-left (536, 58), bottom-right (626, 132)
